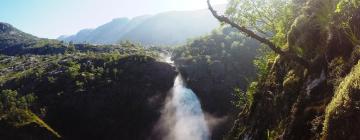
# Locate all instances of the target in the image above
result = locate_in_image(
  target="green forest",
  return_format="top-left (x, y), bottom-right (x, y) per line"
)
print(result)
top-left (0, 0), bottom-right (359, 140)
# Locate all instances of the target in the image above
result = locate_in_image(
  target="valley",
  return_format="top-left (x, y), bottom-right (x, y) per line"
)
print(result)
top-left (0, 0), bottom-right (360, 140)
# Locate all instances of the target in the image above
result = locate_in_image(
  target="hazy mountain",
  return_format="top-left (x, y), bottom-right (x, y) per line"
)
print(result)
top-left (0, 22), bottom-right (68, 55)
top-left (59, 7), bottom-right (223, 45)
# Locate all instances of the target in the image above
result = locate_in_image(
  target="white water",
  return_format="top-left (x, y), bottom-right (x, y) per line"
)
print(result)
top-left (154, 75), bottom-right (210, 140)
top-left (172, 75), bottom-right (210, 140)
top-left (152, 55), bottom-right (210, 140)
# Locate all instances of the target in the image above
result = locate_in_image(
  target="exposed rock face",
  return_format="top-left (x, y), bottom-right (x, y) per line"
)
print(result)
top-left (176, 59), bottom-right (241, 117)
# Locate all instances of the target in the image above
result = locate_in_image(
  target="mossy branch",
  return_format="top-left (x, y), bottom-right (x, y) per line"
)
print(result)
top-left (207, 0), bottom-right (311, 69)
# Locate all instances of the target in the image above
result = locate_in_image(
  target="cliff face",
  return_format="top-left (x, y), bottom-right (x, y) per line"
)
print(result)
top-left (0, 55), bottom-right (177, 140)
top-left (227, 0), bottom-right (360, 139)
top-left (172, 27), bottom-right (259, 140)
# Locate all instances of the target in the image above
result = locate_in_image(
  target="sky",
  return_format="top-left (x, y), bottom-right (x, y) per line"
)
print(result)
top-left (0, 0), bottom-right (227, 39)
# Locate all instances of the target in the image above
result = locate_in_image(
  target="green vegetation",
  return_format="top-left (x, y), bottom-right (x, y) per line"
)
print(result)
top-left (172, 26), bottom-right (260, 139)
top-left (282, 70), bottom-right (301, 93)
top-left (0, 90), bottom-right (35, 116)
top-left (226, 0), bottom-right (295, 48)
top-left (220, 0), bottom-right (360, 139)
top-left (0, 27), bottom-right (177, 139)
top-left (1, 0), bottom-right (360, 139)
top-left (253, 47), bottom-right (277, 77)
top-left (0, 90), bottom-right (61, 138)
top-left (322, 60), bottom-right (360, 139)
top-left (172, 26), bottom-right (259, 111)
top-left (335, 0), bottom-right (360, 46)
top-left (240, 81), bottom-right (257, 110)
top-left (173, 27), bottom-right (259, 68)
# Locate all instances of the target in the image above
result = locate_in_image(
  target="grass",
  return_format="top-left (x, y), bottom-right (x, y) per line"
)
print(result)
top-left (28, 110), bottom-right (62, 138)
top-left (10, 109), bottom-right (61, 138)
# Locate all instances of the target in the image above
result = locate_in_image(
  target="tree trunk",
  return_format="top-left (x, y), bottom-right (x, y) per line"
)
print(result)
top-left (207, 0), bottom-right (311, 69)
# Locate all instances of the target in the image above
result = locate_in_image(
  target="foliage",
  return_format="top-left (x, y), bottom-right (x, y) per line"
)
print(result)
top-left (65, 61), bottom-right (81, 78)
top-left (0, 90), bottom-right (62, 137)
top-left (322, 60), bottom-right (360, 139)
top-left (335, 0), bottom-right (360, 46)
top-left (282, 69), bottom-right (301, 93)
top-left (0, 90), bottom-right (35, 114)
top-left (172, 26), bottom-right (259, 91)
top-left (0, 40), bottom-right (175, 139)
top-left (245, 82), bottom-right (257, 109)
top-left (223, 0), bottom-right (360, 139)
top-left (0, 90), bottom-right (61, 138)
top-left (253, 46), bottom-right (277, 77)
top-left (233, 88), bottom-right (246, 108)
top-left (226, 0), bottom-right (295, 47)
top-left (233, 81), bottom-right (258, 110)
top-left (328, 57), bottom-right (348, 85)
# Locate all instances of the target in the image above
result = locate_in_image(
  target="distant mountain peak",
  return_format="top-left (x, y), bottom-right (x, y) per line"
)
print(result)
top-left (58, 7), bottom-right (221, 45)
top-left (0, 22), bottom-right (15, 33)
top-left (111, 17), bottom-right (130, 22)
top-left (0, 22), bottom-right (37, 40)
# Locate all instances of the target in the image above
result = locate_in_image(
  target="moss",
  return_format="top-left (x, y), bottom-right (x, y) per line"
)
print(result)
top-left (283, 70), bottom-right (301, 93)
top-left (322, 60), bottom-right (360, 139)
top-left (246, 82), bottom-right (258, 109)
top-left (336, 0), bottom-right (360, 13)
top-left (351, 46), bottom-right (360, 63)
top-left (287, 0), bottom-right (338, 59)
top-left (328, 57), bottom-right (347, 85)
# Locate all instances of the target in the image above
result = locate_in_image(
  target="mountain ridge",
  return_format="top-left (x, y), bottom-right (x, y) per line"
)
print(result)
top-left (58, 6), bottom-right (225, 45)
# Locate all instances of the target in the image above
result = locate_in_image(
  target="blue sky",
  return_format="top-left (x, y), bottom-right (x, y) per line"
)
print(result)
top-left (0, 0), bottom-right (227, 39)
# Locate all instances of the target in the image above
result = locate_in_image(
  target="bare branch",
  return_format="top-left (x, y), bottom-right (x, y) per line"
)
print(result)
top-left (207, 0), bottom-right (311, 69)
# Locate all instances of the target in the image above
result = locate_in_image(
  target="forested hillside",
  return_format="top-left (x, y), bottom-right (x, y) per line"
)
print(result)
top-left (0, 22), bottom-right (178, 139)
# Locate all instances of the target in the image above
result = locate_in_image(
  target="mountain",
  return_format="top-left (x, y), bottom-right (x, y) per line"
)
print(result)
top-left (0, 22), bottom-right (151, 56)
top-left (59, 7), bottom-right (223, 45)
top-left (0, 22), bottom-right (178, 140)
top-left (0, 22), bottom-right (68, 55)
top-left (0, 22), bottom-right (38, 47)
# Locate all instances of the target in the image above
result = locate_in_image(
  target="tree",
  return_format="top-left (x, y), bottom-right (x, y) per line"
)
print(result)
top-left (207, 0), bottom-right (311, 69)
